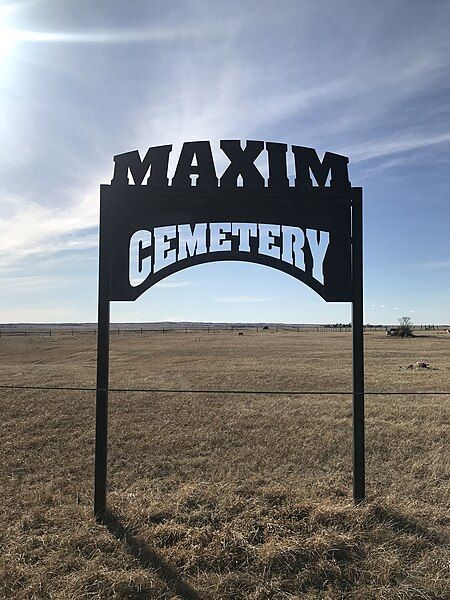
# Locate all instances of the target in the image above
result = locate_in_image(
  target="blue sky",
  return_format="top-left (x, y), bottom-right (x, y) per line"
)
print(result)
top-left (0, 0), bottom-right (449, 324)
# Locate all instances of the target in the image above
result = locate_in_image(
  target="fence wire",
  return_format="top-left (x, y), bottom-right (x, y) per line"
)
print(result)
top-left (0, 384), bottom-right (448, 395)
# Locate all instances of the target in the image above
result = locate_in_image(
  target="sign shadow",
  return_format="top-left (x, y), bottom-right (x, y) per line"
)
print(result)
top-left (103, 509), bottom-right (203, 600)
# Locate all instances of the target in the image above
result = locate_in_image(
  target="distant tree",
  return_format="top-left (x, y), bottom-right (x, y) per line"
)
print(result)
top-left (398, 316), bottom-right (414, 337)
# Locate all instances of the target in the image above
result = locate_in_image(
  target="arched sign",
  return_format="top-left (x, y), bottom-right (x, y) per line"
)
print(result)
top-left (95, 140), bottom-right (365, 519)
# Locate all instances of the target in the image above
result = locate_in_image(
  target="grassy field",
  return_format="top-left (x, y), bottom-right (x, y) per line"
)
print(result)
top-left (0, 329), bottom-right (449, 599)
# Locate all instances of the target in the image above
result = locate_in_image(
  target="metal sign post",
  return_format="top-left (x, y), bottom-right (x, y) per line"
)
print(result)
top-left (94, 205), bottom-right (110, 520)
top-left (94, 140), bottom-right (365, 519)
top-left (351, 188), bottom-right (365, 503)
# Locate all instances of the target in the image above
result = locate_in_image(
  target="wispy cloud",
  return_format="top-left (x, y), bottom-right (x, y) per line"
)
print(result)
top-left (0, 306), bottom-right (76, 323)
top-left (216, 295), bottom-right (269, 303)
top-left (416, 259), bottom-right (450, 270)
top-left (154, 281), bottom-right (190, 289)
top-left (0, 192), bottom-right (98, 270)
top-left (0, 274), bottom-right (84, 293)
top-left (9, 20), bottom-right (244, 44)
top-left (348, 132), bottom-right (450, 163)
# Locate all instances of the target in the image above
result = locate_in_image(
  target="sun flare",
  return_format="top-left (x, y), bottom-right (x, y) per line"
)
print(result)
top-left (0, 12), bottom-right (12, 61)
top-left (0, 9), bottom-right (16, 62)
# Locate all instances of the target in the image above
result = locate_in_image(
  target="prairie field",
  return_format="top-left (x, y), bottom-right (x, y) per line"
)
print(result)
top-left (0, 329), bottom-right (449, 599)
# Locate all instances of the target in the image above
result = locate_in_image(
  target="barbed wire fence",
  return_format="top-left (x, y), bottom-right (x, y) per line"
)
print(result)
top-left (0, 324), bottom-right (448, 337)
top-left (0, 384), bottom-right (448, 396)
top-left (1, 326), bottom-right (448, 396)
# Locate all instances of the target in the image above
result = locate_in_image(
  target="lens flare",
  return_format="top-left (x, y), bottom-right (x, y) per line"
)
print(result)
top-left (0, 10), bottom-right (16, 62)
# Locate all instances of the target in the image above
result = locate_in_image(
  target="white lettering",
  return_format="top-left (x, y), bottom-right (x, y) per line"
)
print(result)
top-left (129, 230), bottom-right (151, 287)
top-left (128, 223), bottom-right (330, 287)
top-left (210, 222), bottom-right (231, 252)
top-left (154, 225), bottom-right (177, 272)
top-left (177, 223), bottom-right (207, 260)
top-left (306, 229), bottom-right (329, 284)
top-left (258, 223), bottom-right (280, 259)
top-left (281, 226), bottom-right (305, 270)
top-left (232, 223), bottom-right (257, 252)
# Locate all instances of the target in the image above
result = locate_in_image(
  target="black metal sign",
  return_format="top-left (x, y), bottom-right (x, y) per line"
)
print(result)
top-left (95, 141), bottom-right (364, 519)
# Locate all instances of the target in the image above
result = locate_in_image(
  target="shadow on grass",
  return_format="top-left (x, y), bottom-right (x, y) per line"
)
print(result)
top-left (103, 510), bottom-right (203, 600)
top-left (370, 505), bottom-right (449, 545)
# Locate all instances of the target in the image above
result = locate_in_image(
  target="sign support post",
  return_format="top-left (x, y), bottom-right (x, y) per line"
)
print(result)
top-left (351, 188), bottom-right (365, 502)
top-left (94, 206), bottom-right (110, 520)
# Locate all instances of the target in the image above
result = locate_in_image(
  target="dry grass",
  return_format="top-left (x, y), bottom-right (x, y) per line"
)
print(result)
top-left (0, 330), bottom-right (449, 599)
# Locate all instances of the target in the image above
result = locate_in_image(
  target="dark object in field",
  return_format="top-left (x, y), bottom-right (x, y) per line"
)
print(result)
top-left (387, 317), bottom-right (415, 338)
top-left (416, 362), bottom-right (430, 369)
top-left (387, 328), bottom-right (401, 336)
top-left (386, 327), bottom-right (414, 338)
top-left (238, 332), bottom-right (244, 336)
top-left (263, 325), bottom-right (269, 330)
